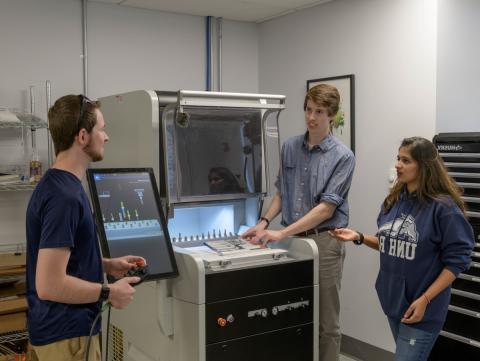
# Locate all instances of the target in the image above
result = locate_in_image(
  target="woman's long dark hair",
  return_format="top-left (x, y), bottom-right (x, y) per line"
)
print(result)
top-left (383, 137), bottom-right (465, 213)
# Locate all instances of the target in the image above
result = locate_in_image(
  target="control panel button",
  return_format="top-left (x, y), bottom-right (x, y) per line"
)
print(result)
top-left (226, 314), bottom-right (235, 323)
top-left (217, 318), bottom-right (227, 327)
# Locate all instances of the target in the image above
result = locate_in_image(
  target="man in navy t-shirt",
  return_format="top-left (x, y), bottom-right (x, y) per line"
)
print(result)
top-left (26, 94), bottom-right (145, 361)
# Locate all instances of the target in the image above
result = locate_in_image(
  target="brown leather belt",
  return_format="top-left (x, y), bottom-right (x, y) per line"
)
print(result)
top-left (294, 227), bottom-right (331, 237)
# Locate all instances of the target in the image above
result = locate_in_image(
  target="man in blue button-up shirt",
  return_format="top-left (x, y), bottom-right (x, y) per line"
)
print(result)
top-left (242, 84), bottom-right (355, 361)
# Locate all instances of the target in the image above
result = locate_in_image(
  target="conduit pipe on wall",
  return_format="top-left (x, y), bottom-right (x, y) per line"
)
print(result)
top-left (206, 16), bottom-right (212, 91)
top-left (205, 16), bottom-right (223, 91)
top-left (216, 17), bottom-right (222, 92)
top-left (81, 0), bottom-right (88, 96)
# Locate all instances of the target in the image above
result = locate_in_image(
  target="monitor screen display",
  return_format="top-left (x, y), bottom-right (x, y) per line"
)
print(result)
top-left (87, 168), bottom-right (178, 280)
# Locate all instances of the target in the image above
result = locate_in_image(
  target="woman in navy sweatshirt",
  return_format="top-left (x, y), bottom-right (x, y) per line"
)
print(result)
top-left (331, 137), bottom-right (474, 361)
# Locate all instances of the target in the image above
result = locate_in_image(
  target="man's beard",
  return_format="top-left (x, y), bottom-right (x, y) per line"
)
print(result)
top-left (83, 140), bottom-right (103, 162)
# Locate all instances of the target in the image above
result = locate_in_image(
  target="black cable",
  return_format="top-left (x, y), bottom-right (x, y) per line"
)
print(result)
top-left (258, 197), bottom-right (264, 221)
top-left (105, 305), bottom-right (112, 361)
top-left (85, 303), bottom-right (110, 361)
top-left (243, 155), bottom-right (249, 190)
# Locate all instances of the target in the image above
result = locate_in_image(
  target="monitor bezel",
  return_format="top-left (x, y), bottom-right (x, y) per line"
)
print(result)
top-left (86, 167), bottom-right (179, 281)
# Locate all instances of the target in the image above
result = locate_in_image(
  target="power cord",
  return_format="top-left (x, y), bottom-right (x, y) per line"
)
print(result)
top-left (105, 305), bottom-right (111, 361)
top-left (85, 302), bottom-right (110, 361)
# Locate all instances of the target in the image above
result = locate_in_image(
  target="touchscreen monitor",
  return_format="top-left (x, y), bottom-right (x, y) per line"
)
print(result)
top-left (87, 168), bottom-right (178, 281)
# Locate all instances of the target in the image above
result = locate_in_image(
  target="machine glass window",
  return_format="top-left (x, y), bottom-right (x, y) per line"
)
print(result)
top-left (167, 107), bottom-right (263, 198)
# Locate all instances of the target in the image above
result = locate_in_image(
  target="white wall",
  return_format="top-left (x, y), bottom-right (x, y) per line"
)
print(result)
top-left (221, 20), bottom-right (259, 92)
top-left (88, 3), bottom-right (259, 97)
top-left (259, 0), bottom-right (438, 352)
top-left (87, 3), bottom-right (205, 97)
top-left (436, 0), bottom-right (480, 133)
top-left (0, 0), bottom-right (258, 249)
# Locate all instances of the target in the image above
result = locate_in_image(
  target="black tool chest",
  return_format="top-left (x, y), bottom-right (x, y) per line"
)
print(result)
top-left (429, 133), bottom-right (480, 361)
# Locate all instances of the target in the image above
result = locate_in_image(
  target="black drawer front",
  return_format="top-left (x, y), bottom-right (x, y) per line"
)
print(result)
top-left (450, 294), bottom-right (480, 313)
top-left (470, 219), bottom-right (480, 229)
top-left (447, 166), bottom-right (480, 173)
top-left (464, 189), bottom-right (480, 198)
top-left (466, 202), bottom-right (480, 213)
top-left (470, 263), bottom-right (480, 274)
top-left (453, 176), bottom-right (480, 185)
top-left (443, 311), bottom-right (480, 341)
top-left (435, 135), bottom-right (480, 153)
top-left (429, 335), bottom-right (480, 361)
top-left (453, 278), bottom-right (480, 294)
top-left (464, 266), bottom-right (480, 277)
top-left (471, 221), bottom-right (480, 248)
top-left (206, 286), bottom-right (313, 344)
top-left (206, 324), bottom-right (313, 361)
top-left (205, 260), bottom-right (313, 302)
top-left (473, 225), bottom-right (480, 238)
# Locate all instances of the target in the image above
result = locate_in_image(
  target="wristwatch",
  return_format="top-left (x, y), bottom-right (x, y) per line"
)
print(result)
top-left (98, 284), bottom-right (110, 302)
top-left (353, 231), bottom-right (364, 245)
top-left (259, 216), bottom-right (270, 228)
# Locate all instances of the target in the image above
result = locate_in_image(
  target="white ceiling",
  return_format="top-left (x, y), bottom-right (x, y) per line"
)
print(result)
top-left (90, 0), bottom-right (334, 23)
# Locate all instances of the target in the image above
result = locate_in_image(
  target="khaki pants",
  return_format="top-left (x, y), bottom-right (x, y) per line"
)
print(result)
top-left (312, 231), bottom-right (346, 361)
top-left (33, 335), bottom-right (100, 361)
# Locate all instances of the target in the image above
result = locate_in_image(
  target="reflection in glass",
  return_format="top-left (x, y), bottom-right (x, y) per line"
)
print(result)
top-left (208, 167), bottom-right (244, 194)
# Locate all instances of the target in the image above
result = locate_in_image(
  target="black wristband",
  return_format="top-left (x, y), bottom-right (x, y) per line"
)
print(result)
top-left (259, 216), bottom-right (270, 228)
top-left (98, 284), bottom-right (110, 302)
top-left (353, 231), bottom-right (364, 245)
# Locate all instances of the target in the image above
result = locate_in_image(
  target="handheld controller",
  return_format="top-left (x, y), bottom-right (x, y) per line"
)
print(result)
top-left (125, 261), bottom-right (149, 286)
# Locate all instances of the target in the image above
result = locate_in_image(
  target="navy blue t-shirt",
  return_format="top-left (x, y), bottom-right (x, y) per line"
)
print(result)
top-left (26, 168), bottom-right (103, 346)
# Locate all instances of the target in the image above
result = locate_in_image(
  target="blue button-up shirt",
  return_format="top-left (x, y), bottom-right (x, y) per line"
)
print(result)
top-left (276, 132), bottom-right (355, 230)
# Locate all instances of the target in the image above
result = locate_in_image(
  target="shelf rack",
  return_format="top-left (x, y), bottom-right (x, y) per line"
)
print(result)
top-left (0, 108), bottom-right (49, 192)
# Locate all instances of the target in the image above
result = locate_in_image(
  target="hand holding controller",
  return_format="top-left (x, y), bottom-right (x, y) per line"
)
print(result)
top-left (125, 260), bottom-right (149, 286)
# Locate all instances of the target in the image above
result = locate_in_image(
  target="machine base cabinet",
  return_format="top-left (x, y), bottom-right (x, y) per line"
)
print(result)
top-left (104, 242), bottom-right (319, 361)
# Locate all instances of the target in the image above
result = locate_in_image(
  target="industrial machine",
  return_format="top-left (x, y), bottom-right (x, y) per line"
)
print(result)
top-left (96, 90), bottom-right (319, 361)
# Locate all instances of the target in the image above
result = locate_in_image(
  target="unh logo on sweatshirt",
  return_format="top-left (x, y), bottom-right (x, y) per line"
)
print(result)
top-left (378, 214), bottom-right (419, 260)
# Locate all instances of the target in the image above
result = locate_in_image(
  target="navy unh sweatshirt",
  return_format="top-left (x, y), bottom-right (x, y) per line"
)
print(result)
top-left (375, 190), bottom-right (474, 333)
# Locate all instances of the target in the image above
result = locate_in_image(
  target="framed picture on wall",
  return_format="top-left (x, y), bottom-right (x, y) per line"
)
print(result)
top-left (307, 74), bottom-right (355, 153)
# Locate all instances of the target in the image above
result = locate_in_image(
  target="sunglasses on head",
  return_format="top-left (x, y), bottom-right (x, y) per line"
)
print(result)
top-left (77, 94), bottom-right (96, 132)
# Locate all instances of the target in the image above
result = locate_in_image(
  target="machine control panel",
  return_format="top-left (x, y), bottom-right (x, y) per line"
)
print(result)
top-left (207, 288), bottom-right (313, 343)
top-left (275, 300), bottom-right (309, 313)
top-left (248, 308), bottom-right (269, 318)
top-left (247, 300), bottom-right (310, 319)
top-left (217, 314), bottom-right (236, 327)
